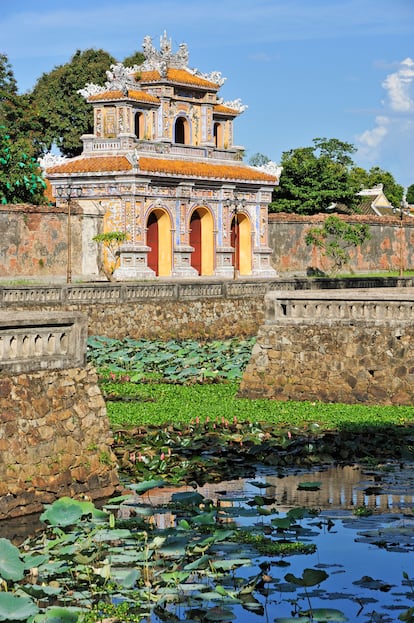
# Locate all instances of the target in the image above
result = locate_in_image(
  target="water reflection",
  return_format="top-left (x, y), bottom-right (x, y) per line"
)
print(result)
top-left (2, 462), bottom-right (414, 543)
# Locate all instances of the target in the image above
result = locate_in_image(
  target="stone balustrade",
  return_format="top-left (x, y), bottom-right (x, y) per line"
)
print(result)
top-left (0, 312), bottom-right (87, 374)
top-left (0, 311), bottom-right (118, 519)
top-left (266, 289), bottom-right (414, 323)
top-left (240, 287), bottom-right (414, 405)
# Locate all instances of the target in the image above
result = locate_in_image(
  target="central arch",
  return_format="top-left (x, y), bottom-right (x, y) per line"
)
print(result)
top-left (189, 207), bottom-right (214, 276)
top-left (146, 208), bottom-right (172, 276)
top-left (174, 116), bottom-right (190, 145)
top-left (231, 212), bottom-right (252, 276)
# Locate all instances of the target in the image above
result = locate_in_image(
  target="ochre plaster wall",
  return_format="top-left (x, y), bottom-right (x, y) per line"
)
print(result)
top-left (268, 213), bottom-right (414, 275)
top-left (0, 204), bottom-right (83, 280)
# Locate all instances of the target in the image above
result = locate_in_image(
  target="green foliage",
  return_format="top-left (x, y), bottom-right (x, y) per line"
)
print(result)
top-left (406, 183), bottom-right (414, 205)
top-left (92, 231), bottom-right (128, 279)
top-left (29, 49), bottom-right (116, 157)
top-left (88, 335), bottom-right (255, 383)
top-left (0, 125), bottom-right (46, 204)
top-left (304, 214), bottom-right (371, 275)
top-left (248, 152), bottom-right (270, 167)
top-left (270, 137), bottom-right (357, 215)
top-left (122, 51), bottom-right (145, 67)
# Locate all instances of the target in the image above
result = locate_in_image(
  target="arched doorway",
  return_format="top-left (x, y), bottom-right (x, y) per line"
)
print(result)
top-left (189, 208), bottom-right (214, 275)
top-left (214, 122), bottom-right (223, 148)
top-left (230, 213), bottom-right (252, 276)
top-left (134, 112), bottom-right (144, 139)
top-left (174, 116), bottom-right (189, 144)
top-left (146, 208), bottom-right (172, 276)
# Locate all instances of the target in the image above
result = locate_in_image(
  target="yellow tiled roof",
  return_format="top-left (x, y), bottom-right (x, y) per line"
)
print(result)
top-left (88, 89), bottom-right (159, 103)
top-left (214, 104), bottom-right (240, 115)
top-left (139, 68), bottom-right (219, 90)
top-left (47, 156), bottom-right (133, 174)
top-left (47, 154), bottom-right (277, 183)
top-left (139, 157), bottom-right (277, 182)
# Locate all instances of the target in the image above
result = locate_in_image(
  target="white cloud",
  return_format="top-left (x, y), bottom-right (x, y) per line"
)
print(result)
top-left (382, 57), bottom-right (414, 112)
top-left (357, 115), bottom-right (390, 149)
top-left (356, 58), bottom-right (414, 184)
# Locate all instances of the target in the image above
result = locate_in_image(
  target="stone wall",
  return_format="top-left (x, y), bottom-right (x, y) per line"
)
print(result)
top-left (0, 202), bottom-right (102, 281)
top-left (268, 213), bottom-right (414, 275)
top-left (1, 278), bottom-right (413, 341)
top-left (0, 312), bottom-right (118, 519)
top-left (239, 289), bottom-right (414, 405)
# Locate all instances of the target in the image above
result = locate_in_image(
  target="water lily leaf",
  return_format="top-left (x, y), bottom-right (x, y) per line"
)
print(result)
top-left (40, 498), bottom-right (84, 527)
top-left (110, 567), bottom-right (140, 588)
top-left (272, 517), bottom-right (293, 530)
top-left (129, 479), bottom-right (166, 494)
top-left (205, 606), bottom-right (235, 621)
top-left (0, 538), bottom-right (25, 581)
top-left (21, 584), bottom-right (62, 598)
top-left (184, 554), bottom-right (210, 571)
top-left (171, 490), bottom-right (204, 505)
top-left (93, 528), bottom-right (132, 542)
top-left (285, 568), bottom-right (329, 587)
top-left (0, 593), bottom-right (39, 621)
top-left (297, 481), bottom-right (322, 491)
top-left (31, 606), bottom-right (80, 622)
top-left (22, 553), bottom-right (48, 569)
top-left (300, 608), bottom-right (347, 621)
top-left (192, 511), bottom-right (216, 525)
top-left (212, 558), bottom-right (251, 571)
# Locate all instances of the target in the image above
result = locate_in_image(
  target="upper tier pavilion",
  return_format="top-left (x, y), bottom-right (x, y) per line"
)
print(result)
top-left (47, 32), bottom-right (279, 280)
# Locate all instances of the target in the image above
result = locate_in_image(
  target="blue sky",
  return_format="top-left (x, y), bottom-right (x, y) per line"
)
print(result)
top-left (1, 0), bottom-right (413, 188)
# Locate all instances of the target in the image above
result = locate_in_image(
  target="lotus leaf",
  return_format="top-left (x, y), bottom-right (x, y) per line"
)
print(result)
top-left (40, 498), bottom-right (86, 526)
top-left (297, 481), bottom-right (322, 491)
top-left (0, 593), bottom-right (38, 621)
top-left (129, 479), bottom-right (165, 494)
top-left (285, 568), bottom-right (329, 587)
top-left (171, 490), bottom-right (204, 505)
top-left (31, 606), bottom-right (80, 623)
top-left (300, 608), bottom-right (348, 621)
top-left (0, 538), bottom-right (25, 581)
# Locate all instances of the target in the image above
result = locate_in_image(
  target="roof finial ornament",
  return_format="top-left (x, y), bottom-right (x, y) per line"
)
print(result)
top-left (140, 31), bottom-right (189, 72)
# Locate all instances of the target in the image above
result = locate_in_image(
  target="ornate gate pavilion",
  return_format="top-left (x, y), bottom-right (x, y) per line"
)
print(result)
top-left (47, 32), bottom-right (279, 280)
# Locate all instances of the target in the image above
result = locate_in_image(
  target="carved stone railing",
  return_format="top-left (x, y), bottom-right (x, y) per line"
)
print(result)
top-left (265, 289), bottom-right (414, 323)
top-left (0, 312), bottom-right (87, 374)
top-left (0, 280), bottom-right (269, 307)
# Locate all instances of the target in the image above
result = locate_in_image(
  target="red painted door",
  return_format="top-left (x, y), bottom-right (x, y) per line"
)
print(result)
top-left (147, 212), bottom-right (158, 275)
top-left (190, 211), bottom-right (202, 274)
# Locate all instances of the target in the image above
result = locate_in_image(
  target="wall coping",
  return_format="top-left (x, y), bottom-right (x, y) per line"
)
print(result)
top-left (1, 276), bottom-right (414, 306)
top-left (0, 311), bottom-right (87, 373)
top-left (265, 287), bottom-right (414, 323)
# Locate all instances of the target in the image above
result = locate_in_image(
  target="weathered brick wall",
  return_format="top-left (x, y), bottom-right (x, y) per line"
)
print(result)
top-left (0, 204), bottom-right (83, 279)
top-left (268, 213), bottom-right (414, 275)
top-left (0, 364), bottom-right (119, 519)
top-left (239, 290), bottom-right (414, 405)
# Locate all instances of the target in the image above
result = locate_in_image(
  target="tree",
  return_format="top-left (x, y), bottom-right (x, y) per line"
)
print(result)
top-left (92, 231), bottom-right (128, 281)
top-left (122, 51), bottom-right (145, 67)
top-left (29, 49), bottom-right (116, 157)
top-left (406, 184), bottom-right (414, 205)
top-left (269, 138), bottom-right (357, 215)
top-left (0, 125), bottom-right (46, 204)
top-left (305, 215), bottom-right (371, 275)
top-left (349, 165), bottom-right (404, 209)
top-left (249, 152), bottom-right (270, 167)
